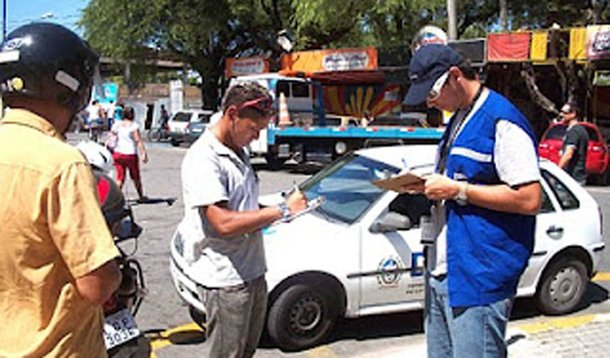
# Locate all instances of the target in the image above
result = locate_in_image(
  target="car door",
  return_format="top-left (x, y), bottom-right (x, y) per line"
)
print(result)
top-left (358, 193), bottom-right (429, 310)
top-left (528, 169), bottom-right (584, 277)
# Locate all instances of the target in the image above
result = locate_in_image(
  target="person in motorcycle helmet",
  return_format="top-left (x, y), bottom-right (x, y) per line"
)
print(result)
top-left (0, 23), bottom-right (122, 357)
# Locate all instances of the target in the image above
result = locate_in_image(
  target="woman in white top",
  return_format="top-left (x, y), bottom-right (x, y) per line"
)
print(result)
top-left (110, 106), bottom-right (149, 202)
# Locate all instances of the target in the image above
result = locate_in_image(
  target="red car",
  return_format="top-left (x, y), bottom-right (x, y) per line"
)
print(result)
top-left (538, 122), bottom-right (610, 183)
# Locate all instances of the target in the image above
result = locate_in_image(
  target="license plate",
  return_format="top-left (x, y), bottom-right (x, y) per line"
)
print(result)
top-left (103, 308), bottom-right (140, 350)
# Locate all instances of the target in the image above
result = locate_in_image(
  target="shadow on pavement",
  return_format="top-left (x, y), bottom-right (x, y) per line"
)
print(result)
top-left (127, 197), bottom-right (177, 206)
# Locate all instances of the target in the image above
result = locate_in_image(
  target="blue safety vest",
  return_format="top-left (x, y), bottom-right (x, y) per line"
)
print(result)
top-left (442, 89), bottom-right (537, 307)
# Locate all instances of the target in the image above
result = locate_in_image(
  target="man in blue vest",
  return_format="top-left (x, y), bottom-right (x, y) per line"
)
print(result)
top-left (403, 44), bottom-right (542, 357)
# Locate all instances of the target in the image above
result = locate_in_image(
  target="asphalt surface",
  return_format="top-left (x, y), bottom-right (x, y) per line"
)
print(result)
top-left (67, 134), bottom-right (610, 357)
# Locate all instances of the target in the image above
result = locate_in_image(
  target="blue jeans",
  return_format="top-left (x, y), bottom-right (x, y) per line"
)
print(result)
top-left (425, 274), bottom-right (513, 358)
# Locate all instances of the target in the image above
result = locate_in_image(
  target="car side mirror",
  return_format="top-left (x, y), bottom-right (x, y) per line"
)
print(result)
top-left (369, 212), bottom-right (412, 233)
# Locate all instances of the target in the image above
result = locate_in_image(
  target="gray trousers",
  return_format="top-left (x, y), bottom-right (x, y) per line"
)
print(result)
top-left (202, 276), bottom-right (268, 358)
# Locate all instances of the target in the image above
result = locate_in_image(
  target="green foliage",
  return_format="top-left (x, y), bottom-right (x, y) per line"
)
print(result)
top-left (79, 0), bottom-right (609, 106)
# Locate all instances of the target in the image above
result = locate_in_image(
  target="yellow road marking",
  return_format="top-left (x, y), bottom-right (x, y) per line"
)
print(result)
top-left (307, 345), bottom-right (338, 358)
top-left (148, 322), bottom-right (204, 352)
top-left (593, 271), bottom-right (610, 282)
top-left (519, 314), bottom-right (595, 334)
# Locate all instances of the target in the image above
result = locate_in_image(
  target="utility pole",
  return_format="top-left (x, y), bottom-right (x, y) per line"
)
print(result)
top-left (447, 0), bottom-right (457, 40)
top-left (2, 0), bottom-right (6, 41)
top-left (499, 0), bottom-right (508, 31)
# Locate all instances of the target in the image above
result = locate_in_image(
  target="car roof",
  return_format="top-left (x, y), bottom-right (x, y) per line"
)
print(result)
top-left (355, 144), bottom-right (555, 171)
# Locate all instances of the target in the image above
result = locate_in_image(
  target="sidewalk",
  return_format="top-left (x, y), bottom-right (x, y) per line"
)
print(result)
top-left (507, 313), bottom-right (610, 357)
top-left (365, 313), bottom-right (610, 358)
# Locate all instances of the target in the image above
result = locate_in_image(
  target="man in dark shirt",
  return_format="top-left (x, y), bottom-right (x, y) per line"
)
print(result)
top-left (559, 102), bottom-right (589, 184)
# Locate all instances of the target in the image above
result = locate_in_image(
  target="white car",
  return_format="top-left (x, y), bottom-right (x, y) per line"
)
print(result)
top-left (170, 145), bottom-right (605, 351)
top-left (167, 109), bottom-right (213, 146)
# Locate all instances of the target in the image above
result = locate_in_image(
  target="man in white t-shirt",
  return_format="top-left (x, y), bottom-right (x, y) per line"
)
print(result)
top-left (174, 83), bottom-right (307, 357)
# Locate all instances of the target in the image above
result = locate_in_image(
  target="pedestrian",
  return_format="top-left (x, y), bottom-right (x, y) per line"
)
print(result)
top-left (160, 104), bottom-right (170, 128)
top-left (173, 82), bottom-right (308, 358)
top-left (110, 106), bottom-right (149, 202)
top-left (402, 44), bottom-right (542, 358)
top-left (558, 102), bottom-right (589, 185)
top-left (0, 23), bottom-right (122, 357)
top-left (87, 99), bottom-right (104, 141)
top-left (114, 101), bottom-right (124, 122)
top-left (107, 100), bottom-right (116, 128)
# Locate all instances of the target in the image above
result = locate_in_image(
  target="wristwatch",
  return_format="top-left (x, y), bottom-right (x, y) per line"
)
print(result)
top-left (454, 182), bottom-right (468, 206)
top-left (278, 202), bottom-right (291, 221)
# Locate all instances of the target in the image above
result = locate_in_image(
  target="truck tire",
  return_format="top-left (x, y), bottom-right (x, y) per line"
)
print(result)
top-left (536, 256), bottom-right (587, 315)
top-left (264, 153), bottom-right (286, 171)
top-left (267, 282), bottom-right (339, 351)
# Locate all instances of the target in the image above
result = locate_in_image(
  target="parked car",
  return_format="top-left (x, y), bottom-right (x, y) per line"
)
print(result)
top-left (170, 145), bottom-right (604, 351)
top-left (538, 122), bottom-right (610, 184)
top-left (167, 109), bottom-right (213, 146)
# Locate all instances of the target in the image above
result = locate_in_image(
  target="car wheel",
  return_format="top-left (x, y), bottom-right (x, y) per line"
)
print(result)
top-left (189, 305), bottom-right (206, 331)
top-left (170, 138), bottom-right (181, 147)
top-left (536, 256), bottom-right (588, 315)
top-left (267, 282), bottom-right (340, 351)
top-left (264, 153), bottom-right (286, 171)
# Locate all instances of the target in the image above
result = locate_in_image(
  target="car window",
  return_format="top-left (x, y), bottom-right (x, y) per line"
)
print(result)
top-left (276, 81), bottom-right (290, 97)
top-left (172, 112), bottom-right (191, 122)
top-left (300, 153), bottom-right (400, 224)
top-left (197, 114), bottom-right (211, 123)
top-left (388, 194), bottom-right (432, 227)
top-left (544, 125), bottom-right (566, 140)
top-left (291, 82), bottom-right (310, 98)
top-left (541, 169), bottom-right (579, 210)
top-left (539, 186), bottom-right (555, 214)
top-left (582, 125), bottom-right (599, 141)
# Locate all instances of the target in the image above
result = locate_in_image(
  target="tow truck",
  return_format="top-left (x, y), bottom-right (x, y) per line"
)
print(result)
top-left (230, 72), bottom-right (444, 169)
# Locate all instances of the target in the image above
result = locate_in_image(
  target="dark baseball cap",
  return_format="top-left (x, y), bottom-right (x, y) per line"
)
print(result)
top-left (403, 44), bottom-right (464, 106)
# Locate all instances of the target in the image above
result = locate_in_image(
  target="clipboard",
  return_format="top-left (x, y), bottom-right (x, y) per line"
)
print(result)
top-left (372, 172), bottom-right (425, 192)
top-left (273, 196), bottom-right (325, 225)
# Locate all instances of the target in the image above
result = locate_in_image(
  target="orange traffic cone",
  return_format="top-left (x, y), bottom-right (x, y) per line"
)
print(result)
top-left (277, 92), bottom-right (292, 128)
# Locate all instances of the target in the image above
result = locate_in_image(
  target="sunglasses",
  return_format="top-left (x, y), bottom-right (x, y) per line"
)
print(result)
top-left (236, 97), bottom-right (275, 116)
top-left (427, 71), bottom-right (450, 101)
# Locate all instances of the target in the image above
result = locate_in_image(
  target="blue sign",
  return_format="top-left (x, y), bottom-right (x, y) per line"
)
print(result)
top-left (95, 83), bottom-right (119, 103)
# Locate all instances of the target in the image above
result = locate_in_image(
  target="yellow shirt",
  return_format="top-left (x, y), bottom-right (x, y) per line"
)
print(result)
top-left (0, 109), bottom-right (120, 357)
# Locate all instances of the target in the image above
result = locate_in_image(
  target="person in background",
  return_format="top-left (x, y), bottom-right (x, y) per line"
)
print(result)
top-left (114, 101), bottom-right (124, 122)
top-left (558, 102), bottom-right (589, 185)
top-left (106, 100), bottom-right (116, 128)
top-left (402, 44), bottom-right (541, 358)
top-left (174, 83), bottom-right (308, 357)
top-left (87, 98), bottom-right (104, 141)
top-left (0, 23), bottom-right (121, 357)
top-left (160, 104), bottom-right (170, 128)
top-left (110, 106), bottom-right (149, 202)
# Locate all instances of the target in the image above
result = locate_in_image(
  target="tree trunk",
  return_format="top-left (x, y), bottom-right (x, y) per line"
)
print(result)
top-left (499, 0), bottom-right (508, 31)
top-left (520, 63), bottom-right (559, 114)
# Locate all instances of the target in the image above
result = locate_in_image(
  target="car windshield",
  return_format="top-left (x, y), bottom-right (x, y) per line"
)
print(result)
top-left (172, 112), bottom-right (191, 122)
top-left (299, 153), bottom-right (400, 224)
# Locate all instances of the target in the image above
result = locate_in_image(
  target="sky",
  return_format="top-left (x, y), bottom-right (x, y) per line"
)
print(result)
top-left (4, 0), bottom-right (89, 35)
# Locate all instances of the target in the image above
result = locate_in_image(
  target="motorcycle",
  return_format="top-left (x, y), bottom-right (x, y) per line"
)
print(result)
top-left (77, 141), bottom-right (148, 355)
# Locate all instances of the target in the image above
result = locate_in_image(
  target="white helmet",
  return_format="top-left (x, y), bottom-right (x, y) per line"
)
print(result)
top-left (411, 25), bottom-right (448, 54)
top-left (76, 140), bottom-right (114, 173)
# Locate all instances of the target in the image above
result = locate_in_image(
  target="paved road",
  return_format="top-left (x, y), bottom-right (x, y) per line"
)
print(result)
top-left (72, 136), bottom-right (610, 357)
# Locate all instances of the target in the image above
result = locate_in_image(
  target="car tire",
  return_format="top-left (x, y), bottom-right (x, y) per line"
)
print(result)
top-left (170, 138), bottom-right (181, 147)
top-left (267, 282), bottom-right (339, 351)
top-left (264, 153), bottom-right (286, 171)
top-left (536, 256), bottom-right (588, 315)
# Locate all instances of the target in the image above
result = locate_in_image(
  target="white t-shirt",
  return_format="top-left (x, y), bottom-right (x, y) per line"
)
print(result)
top-left (111, 121), bottom-right (139, 155)
top-left (176, 130), bottom-right (266, 287)
top-left (428, 89), bottom-right (541, 276)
